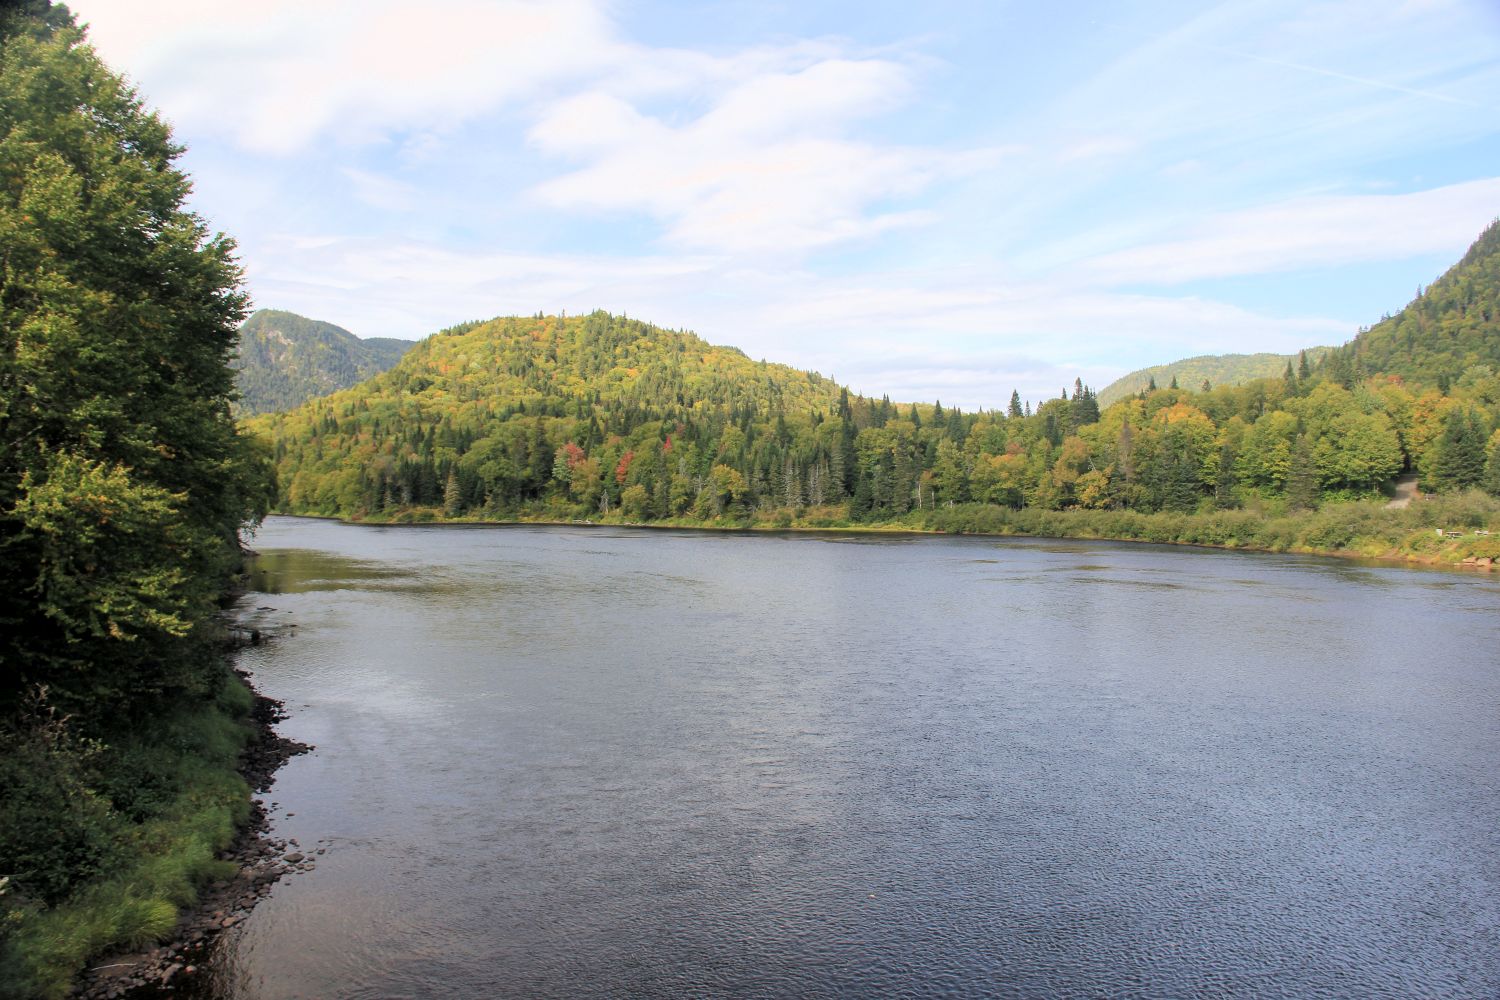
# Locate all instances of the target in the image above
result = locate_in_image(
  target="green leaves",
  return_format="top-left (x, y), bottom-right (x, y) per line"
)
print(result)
top-left (13, 452), bottom-right (196, 645)
top-left (1, 15), bottom-right (269, 718)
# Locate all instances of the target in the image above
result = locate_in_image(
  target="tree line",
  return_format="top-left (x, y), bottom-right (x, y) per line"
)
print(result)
top-left (250, 311), bottom-right (1500, 527)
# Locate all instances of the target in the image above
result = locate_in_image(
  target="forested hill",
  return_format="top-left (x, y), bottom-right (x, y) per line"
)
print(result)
top-left (1323, 217), bottom-right (1500, 387)
top-left (250, 229), bottom-right (1500, 530)
top-left (233, 309), bottom-right (414, 416)
top-left (247, 311), bottom-right (870, 515)
top-left (1098, 349), bottom-right (1332, 408)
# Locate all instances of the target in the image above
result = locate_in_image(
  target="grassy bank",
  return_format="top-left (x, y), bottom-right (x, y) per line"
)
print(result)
top-left (919, 491), bottom-right (1500, 566)
top-left (0, 673), bottom-right (255, 999)
top-left (282, 490), bottom-right (1500, 570)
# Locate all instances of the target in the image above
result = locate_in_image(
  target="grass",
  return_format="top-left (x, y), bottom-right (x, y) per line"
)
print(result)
top-left (920, 490), bottom-right (1500, 566)
top-left (0, 673), bottom-right (254, 1000)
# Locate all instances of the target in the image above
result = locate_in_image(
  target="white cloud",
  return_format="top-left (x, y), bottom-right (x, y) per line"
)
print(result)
top-left (1080, 176), bottom-right (1500, 285)
top-left (528, 59), bottom-right (1003, 255)
top-left (82, 0), bottom-right (617, 155)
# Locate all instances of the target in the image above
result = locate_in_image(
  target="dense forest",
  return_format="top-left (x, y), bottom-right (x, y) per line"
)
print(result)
top-left (249, 221), bottom-right (1500, 544)
top-left (1326, 219), bottom-right (1500, 387)
top-left (0, 5), bottom-right (271, 995)
top-left (233, 309), bottom-right (412, 417)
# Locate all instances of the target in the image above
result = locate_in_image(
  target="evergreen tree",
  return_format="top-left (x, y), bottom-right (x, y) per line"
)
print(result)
top-left (1483, 431), bottom-right (1500, 497)
top-left (850, 469), bottom-right (874, 520)
top-left (1008, 390), bottom-right (1023, 419)
top-left (1287, 435), bottom-right (1320, 511)
top-left (443, 469), bottom-right (463, 515)
top-left (1430, 408), bottom-right (1486, 491)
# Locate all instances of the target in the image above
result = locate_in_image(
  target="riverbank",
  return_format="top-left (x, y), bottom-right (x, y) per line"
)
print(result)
top-left (0, 655), bottom-right (308, 1000)
top-left (65, 676), bottom-right (311, 1000)
top-left (266, 489), bottom-right (1500, 573)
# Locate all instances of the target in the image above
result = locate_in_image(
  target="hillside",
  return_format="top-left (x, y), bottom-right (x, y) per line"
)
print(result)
top-left (233, 309), bottom-right (414, 416)
top-left (247, 311), bottom-right (861, 516)
top-left (1324, 217), bottom-right (1500, 387)
top-left (1098, 349), bottom-right (1331, 408)
top-left (248, 228), bottom-right (1500, 529)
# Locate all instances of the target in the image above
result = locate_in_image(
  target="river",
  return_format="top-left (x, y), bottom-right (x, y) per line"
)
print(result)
top-left (208, 516), bottom-right (1499, 998)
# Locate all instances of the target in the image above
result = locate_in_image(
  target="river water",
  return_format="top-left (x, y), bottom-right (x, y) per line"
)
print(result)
top-left (212, 516), bottom-right (1499, 998)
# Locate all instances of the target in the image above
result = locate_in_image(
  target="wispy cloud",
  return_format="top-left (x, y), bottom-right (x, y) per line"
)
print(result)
top-left (528, 59), bottom-right (1005, 255)
top-left (84, 0), bottom-right (617, 154)
top-left (1081, 177), bottom-right (1500, 285)
top-left (341, 168), bottom-right (417, 212)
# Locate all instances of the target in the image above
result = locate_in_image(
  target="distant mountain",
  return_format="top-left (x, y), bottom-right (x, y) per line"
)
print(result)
top-left (1324, 217), bottom-right (1500, 388)
top-left (232, 309), bottom-right (415, 416)
top-left (1097, 349), bottom-right (1332, 408)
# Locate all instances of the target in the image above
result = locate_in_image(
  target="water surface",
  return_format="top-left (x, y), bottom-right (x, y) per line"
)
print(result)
top-left (215, 517), bottom-right (1500, 998)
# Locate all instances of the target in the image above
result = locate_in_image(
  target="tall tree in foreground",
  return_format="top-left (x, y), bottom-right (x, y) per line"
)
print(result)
top-left (0, 7), bottom-right (270, 719)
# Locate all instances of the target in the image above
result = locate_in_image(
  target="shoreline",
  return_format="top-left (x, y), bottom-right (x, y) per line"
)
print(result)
top-left (258, 510), bottom-right (1498, 575)
top-left (69, 666), bottom-right (312, 1000)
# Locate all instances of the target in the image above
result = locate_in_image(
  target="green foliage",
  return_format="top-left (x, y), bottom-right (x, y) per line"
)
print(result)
top-left (1429, 407), bottom-right (1487, 492)
top-left (251, 242), bottom-right (1498, 538)
top-left (0, 11), bottom-right (271, 995)
top-left (0, 701), bottom-right (116, 906)
top-left (233, 309), bottom-right (414, 417)
top-left (0, 675), bottom-right (254, 999)
top-left (924, 493), bottom-right (1500, 563)
top-left (0, 14), bottom-right (271, 719)
top-left (1327, 218), bottom-right (1500, 387)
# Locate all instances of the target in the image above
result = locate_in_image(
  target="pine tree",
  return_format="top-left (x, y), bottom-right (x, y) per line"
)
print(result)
top-left (1287, 435), bottom-right (1320, 511)
top-left (1483, 431), bottom-right (1500, 497)
top-left (1430, 408), bottom-right (1486, 491)
top-left (443, 469), bottom-right (463, 515)
top-left (1008, 390), bottom-right (1023, 419)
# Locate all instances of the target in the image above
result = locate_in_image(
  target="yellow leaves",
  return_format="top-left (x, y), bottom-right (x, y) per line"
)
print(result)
top-left (1075, 468), bottom-right (1114, 510)
top-left (1154, 402), bottom-right (1214, 430)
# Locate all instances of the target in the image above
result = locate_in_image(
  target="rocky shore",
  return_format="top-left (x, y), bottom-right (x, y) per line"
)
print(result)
top-left (70, 677), bottom-right (312, 999)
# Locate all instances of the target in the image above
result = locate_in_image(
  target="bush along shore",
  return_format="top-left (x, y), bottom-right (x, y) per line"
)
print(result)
top-left (66, 667), bottom-right (312, 1000)
top-left (0, 645), bottom-right (308, 1000)
top-left (306, 487), bottom-right (1500, 572)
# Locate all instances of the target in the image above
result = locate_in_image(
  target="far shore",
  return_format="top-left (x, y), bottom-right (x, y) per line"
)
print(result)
top-left (255, 507), bottom-right (1500, 575)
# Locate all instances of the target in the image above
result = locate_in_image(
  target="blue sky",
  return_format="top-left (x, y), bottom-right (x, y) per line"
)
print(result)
top-left (76, 0), bottom-right (1500, 408)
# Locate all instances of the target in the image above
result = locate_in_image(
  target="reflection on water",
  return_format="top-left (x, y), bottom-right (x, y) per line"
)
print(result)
top-left (208, 517), bottom-right (1500, 999)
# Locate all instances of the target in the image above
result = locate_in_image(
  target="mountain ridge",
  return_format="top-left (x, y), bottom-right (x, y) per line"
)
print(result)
top-left (232, 309), bottom-right (415, 416)
top-left (1098, 349), bottom-right (1333, 408)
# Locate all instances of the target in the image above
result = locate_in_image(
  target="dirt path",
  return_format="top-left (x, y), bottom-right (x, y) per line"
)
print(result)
top-left (1386, 473), bottom-right (1419, 509)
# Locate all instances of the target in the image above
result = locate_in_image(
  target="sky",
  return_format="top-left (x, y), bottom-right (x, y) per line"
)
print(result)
top-left (73, 0), bottom-right (1500, 409)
